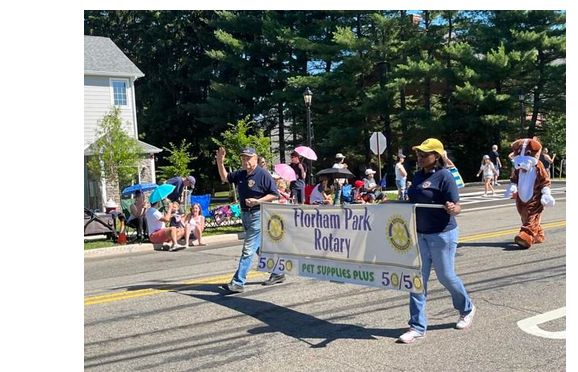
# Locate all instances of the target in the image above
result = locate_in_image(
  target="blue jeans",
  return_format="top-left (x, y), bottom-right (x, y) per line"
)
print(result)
top-left (232, 210), bottom-right (261, 286)
top-left (290, 179), bottom-right (305, 204)
top-left (408, 228), bottom-right (473, 333)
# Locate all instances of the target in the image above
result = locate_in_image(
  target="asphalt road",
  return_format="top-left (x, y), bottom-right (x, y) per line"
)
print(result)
top-left (85, 191), bottom-right (566, 371)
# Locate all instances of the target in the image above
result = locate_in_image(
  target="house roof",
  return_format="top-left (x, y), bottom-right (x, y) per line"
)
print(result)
top-left (136, 140), bottom-right (163, 154)
top-left (84, 139), bottom-right (162, 156)
top-left (84, 35), bottom-right (144, 78)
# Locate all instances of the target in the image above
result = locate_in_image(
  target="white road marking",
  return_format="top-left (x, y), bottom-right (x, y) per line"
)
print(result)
top-left (517, 307), bottom-right (565, 339)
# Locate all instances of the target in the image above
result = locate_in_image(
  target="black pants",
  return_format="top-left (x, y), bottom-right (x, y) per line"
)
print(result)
top-left (126, 217), bottom-right (146, 237)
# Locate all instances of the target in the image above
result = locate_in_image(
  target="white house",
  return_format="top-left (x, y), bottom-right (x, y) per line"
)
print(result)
top-left (84, 35), bottom-right (162, 210)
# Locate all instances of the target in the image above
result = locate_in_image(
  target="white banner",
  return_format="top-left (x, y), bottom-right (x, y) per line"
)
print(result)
top-left (259, 203), bottom-right (424, 293)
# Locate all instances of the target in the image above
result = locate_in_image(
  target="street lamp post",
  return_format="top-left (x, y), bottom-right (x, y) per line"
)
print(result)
top-left (518, 93), bottom-right (525, 137)
top-left (303, 87), bottom-right (313, 184)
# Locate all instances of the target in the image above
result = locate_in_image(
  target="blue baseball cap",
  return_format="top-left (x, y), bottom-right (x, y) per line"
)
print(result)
top-left (240, 147), bottom-right (257, 157)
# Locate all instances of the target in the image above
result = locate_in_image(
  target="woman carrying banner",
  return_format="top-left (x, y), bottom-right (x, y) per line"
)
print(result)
top-left (398, 138), bottom-right (476, 344)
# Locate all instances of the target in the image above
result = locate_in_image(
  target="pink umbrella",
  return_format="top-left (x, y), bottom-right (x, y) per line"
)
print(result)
top-left (294, 145), bottom-right (318, 160)
top-left (274, 163), bottom-right (297, 181)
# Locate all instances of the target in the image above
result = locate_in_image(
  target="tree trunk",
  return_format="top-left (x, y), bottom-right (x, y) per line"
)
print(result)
top-left (529, 49), bottom-right (545, 138)
top-left (278, 102), bottom-right (286, 163)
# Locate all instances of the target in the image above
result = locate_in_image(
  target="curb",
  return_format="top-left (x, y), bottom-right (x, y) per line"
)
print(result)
top-left (85, 232), bottom-right (245, 258)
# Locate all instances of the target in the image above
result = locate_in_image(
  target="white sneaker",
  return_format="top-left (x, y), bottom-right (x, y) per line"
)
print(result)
top-left (456, 305), bottom-right (476, 329)
top-left (495, 182), bottom-right (501, 186)
top-left (169, 244), bottom-right (185, 252)
top-left (398, 328), bottom-right (425, 343)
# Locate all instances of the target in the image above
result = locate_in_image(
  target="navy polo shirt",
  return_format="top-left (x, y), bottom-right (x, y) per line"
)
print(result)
top-left (228, 166), bottom-right (279, 210)
top-left (407, 167), bottom-right (459, 234)
top-left (166, 177), bottom-right (184, 202)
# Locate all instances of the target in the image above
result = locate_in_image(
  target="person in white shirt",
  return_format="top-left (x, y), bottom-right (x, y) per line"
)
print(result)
top-left (476, 155), bottom-right (497, 196)
top-left (145, 200), bottom-right (186, 251)
top-left (362, 169), bottom-right (382, 202)
top-left (395, 154), bottom-right (408, 200)
top-left (332, 153), bottom-right (348, 204)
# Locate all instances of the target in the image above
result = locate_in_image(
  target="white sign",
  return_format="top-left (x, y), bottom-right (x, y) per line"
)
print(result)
top-left (369, 132), bottom-right (387, 155)
top-left (259, 203), bottom-right (423, 293)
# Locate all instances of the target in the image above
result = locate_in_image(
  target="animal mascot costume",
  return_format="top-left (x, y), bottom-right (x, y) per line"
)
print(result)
top-left (504, 138), bottom-right (555, 248)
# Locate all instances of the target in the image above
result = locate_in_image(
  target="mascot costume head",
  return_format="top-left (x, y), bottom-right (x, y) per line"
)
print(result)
top-left (505, 137), bottom-right (555, 248)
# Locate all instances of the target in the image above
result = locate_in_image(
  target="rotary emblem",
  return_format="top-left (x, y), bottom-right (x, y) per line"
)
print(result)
top-left (386, 215), bottom-right (412, 253)
top-left (248, 179), bottom-right (256, 188)
top-left (413, 276), bottom-right (422, 290)
top-left (266, 214), bottom-right (285, 242)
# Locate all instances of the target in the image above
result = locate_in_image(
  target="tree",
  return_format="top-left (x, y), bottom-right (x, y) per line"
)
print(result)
top-left (87, 107), bottom-right (141, 190)
top-left (156, 139), bottom-right (196, 182)
top-left (213, 116), bottom-right (273, 171)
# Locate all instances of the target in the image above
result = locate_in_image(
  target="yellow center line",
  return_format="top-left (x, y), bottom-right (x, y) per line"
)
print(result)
top-left (85, 220), bottom-right (565, 307)
top-left (85, 271), bottom-right (268, 306)
top-left (459, 220), bottom-right (565, 242)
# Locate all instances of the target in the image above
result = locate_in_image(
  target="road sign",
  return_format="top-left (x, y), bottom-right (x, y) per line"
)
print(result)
top-left (370, 132), bottom-right (387, 155)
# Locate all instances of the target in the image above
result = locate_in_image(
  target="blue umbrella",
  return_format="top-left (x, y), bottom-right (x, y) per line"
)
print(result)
top-left (149, 184), bottom-right (176, 204)
top-left (121, 182), bottom-right (159, 196)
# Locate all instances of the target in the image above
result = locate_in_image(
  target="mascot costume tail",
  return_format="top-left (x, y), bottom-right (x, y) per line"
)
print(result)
top-left (504, 138), bottom-right (555, 248)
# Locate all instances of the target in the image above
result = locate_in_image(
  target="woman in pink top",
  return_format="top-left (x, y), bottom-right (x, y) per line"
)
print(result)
top-left (183, 203), bottom-right (206, 246)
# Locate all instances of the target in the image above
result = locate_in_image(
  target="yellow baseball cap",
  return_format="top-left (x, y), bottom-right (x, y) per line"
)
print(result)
top-left (412, 138), bottom-right (445, 156)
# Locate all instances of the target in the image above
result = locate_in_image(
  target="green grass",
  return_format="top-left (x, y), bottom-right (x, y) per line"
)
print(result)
top-left (213, 190), bottom-right (230, 198)
top-left (84, 239), bottom-right (121, 250)
top-left (84, 224), bottom-right (244, 250)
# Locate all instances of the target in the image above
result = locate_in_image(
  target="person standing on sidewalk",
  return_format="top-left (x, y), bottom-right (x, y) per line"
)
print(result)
top-left (288, 151), bottom-right (307, 204)
top-left (398, 138), bottom-right (476, 344)
top-left (488, 144), bottom-right (502, 186)
top-left (165, 175), bottom-right (196, 205)
top-left (539, 147), bottom-right (556, 179)
top-left (216, 146), bottom-right (279, 294)
top-left (476, 155), bottom-right (498, 196)
top-left (394, 154), bottom-right (408, 200)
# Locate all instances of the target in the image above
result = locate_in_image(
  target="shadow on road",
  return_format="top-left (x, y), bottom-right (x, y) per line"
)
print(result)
top-left (458, 242), bottom-right (526, 251)
top-left (188, 292), bottom-right (454, 348)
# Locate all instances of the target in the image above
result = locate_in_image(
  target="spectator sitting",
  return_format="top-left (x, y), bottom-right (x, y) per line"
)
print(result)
top-left (362, 169), bottom-right (382, 202)
top-left (310, 176), bottom-right (332, 205)
top-left (145, 199), bottom-right (186, 251)
top-left (183, 203), bottom-right (206, 246)
top-left (276, 178), bottom-right (291, 204)
top-left (126, 190), bottom-right (147, 241)
top-left (353, 180), bottom-right (367, 203)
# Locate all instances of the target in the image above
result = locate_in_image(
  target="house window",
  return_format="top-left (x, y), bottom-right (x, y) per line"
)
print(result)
top-left (111, 79), bottom-right (128, 106)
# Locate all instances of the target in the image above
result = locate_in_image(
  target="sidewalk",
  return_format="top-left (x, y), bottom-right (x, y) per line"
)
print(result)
top-left (84, 232), bottom-right (244, 258)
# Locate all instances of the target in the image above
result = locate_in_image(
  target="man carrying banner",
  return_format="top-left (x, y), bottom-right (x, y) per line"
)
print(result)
top-left (216, 146), bottom-right (279, 294)
top-left (398, 138), bottom-right (476, 343)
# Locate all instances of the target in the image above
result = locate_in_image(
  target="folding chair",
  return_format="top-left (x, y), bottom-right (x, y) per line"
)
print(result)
top-left (120, 198), bottom-right (146, 242)
top-left (230, 203), bottom-right (241, 218)
top-left (190, 194), bottom-right (214, 227)
top-left (212, 205), bottom-right (232, 226)
top-left (341, 184), bottom-right (353, 204)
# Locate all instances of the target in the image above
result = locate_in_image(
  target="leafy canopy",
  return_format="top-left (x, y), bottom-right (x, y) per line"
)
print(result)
top-left (87, 107), bottom-right (141, 187)
top-left (213, 116), bottom-right (272, 170)
top-left (157, 139), bottom-right (196, 182)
